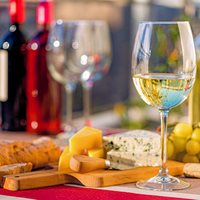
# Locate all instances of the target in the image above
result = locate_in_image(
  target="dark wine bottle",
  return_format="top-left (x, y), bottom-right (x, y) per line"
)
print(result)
top-left (26, 0), bottom-right (62, 134)
top-left (0, 0), bottom-right (27, 131)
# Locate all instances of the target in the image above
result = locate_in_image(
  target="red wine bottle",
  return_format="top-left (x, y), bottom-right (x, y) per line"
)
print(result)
top-left (26, 0), bottom-right (62, 134)
top-left (0, 0), bottom-right (27, 131)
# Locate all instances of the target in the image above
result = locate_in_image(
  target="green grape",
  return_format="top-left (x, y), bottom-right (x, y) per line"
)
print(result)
top-left (173, 136), bottom-right (186, 153)
top-left (173, 123), bottom-right (193, 138)
top-left (167, 139), bottom-right (174, 159)
top-left (191, 128), bottom-right (200, 142)
top-left (183, 154), bottom-right (199, 163)
top-left (186, 140), bottom-right (200, 155)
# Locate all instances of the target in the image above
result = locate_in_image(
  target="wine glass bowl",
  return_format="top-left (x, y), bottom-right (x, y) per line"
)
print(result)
top-left (48, 20), bottom-right (111, 87)
top-left (80, 22), bottom-right (111, 86)
top-left (132, 21), bottom-right (196, 191)
top-left (47, 20), bottom-right (84, 88)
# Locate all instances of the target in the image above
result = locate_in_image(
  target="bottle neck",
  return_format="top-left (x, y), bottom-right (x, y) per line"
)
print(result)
top-left (9, 0), bottom-right (25, 24)
top-left (36, 1), bottom-right (53, 26)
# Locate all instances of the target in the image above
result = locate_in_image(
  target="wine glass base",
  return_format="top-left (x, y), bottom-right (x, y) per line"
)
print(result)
top-left (136, 175), bottom-right (190, 191)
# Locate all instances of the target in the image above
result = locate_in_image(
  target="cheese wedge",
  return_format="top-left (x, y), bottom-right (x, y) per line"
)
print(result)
top-left (69, 127), bottom-right (103, 154)
top-left (103, 130), bottom-right (160, 154)
top-left (103, 130), bottom-right (161, 168)
top-left (58, 146), bottom-right (73, 171)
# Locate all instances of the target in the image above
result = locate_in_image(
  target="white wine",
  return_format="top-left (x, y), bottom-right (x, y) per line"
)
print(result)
top-left (133, 73), bottom-right (194, 110)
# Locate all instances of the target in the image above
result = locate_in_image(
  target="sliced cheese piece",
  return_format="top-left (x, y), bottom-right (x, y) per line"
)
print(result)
top-left (69, 126), bottom-right (102, 154)
top-left (103, 130), bottom-right (160, 155)
top-left (58, 146), bottom-right (73, 171)
top-left (88, 148), bottom-right (105, 158)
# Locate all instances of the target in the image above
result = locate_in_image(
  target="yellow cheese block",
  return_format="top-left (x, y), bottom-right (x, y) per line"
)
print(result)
top-left (58, 146), bottom-right (74, 171)
top-left (88, 148), bottom-right (105, 158)
top-left (69, 126), bottom-right (103, 154)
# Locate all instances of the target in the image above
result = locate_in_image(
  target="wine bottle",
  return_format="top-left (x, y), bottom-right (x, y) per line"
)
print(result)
top-left (0, 0), bottom-right (27, 131)
top-left (26, 0), bottom-right (62, 134)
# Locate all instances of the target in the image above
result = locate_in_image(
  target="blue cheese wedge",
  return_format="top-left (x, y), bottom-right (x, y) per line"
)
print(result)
top-left (103, 130), bottom-right (161, 168)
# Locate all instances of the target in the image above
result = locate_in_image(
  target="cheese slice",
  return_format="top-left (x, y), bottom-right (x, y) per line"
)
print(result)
top-left (69, 126), bottom-right (103, 154)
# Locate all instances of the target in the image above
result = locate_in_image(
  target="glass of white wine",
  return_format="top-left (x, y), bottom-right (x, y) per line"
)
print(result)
top-left (132, 21), bottom-right (196, 191)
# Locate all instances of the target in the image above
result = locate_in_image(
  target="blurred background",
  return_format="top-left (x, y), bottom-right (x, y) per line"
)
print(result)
top-left (0, 0), bottom-right (199, 132)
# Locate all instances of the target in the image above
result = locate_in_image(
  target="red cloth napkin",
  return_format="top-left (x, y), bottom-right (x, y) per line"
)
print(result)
top-left (0, 185), bottom-right (189, 200)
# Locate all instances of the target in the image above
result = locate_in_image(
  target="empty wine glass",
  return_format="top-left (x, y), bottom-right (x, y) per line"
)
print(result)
top-left (47, 20), bottom-right (111, 140)
top-left (47, 20), bottom-right (80, 139)
top-left (79, 21), bottom-right (111, 126)
top-left (132, 21), bottom-right (196, 191)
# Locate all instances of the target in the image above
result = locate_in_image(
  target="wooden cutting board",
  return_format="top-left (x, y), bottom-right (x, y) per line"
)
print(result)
top-left (2, 160), bottom-right (184, 191)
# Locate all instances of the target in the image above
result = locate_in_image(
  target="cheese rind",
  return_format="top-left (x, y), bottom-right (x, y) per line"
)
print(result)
top-left (69, 126), bottom-right (103, 154)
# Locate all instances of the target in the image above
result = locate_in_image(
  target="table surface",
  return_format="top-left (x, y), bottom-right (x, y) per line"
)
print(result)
top-left (0, 131), bottom-right (200, 200)
top-left (1, 180), bottom-right (200, 200)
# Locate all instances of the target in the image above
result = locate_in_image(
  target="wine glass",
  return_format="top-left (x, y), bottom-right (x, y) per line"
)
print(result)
top-left (47, 20), bottom-right (111, 140)
top-left (132, 21), bottom-right (196, 191)
top-left (79, 21), bottom-right (111, 126)
top-left (47, 20), bottom-right (80, 139)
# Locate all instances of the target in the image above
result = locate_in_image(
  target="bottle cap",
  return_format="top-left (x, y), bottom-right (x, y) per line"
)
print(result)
top-left (9, 0), bottom-right (25, 23)
top-left (36, 0), bottom-right (54, 25)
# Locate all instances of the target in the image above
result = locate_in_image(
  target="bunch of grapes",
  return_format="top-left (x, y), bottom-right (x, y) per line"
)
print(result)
top-left (167, 122), bottom-right (200, 163)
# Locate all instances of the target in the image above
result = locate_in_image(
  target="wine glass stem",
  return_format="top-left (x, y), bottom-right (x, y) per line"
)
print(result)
top-left (65, 82), bottom-right (77, 129)
top-left (66, 89), bottom-right (73, 126)
top-left (83, 86), bottom-right (92, 126)
top-left (159, 110), bottom-right (169, 177)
